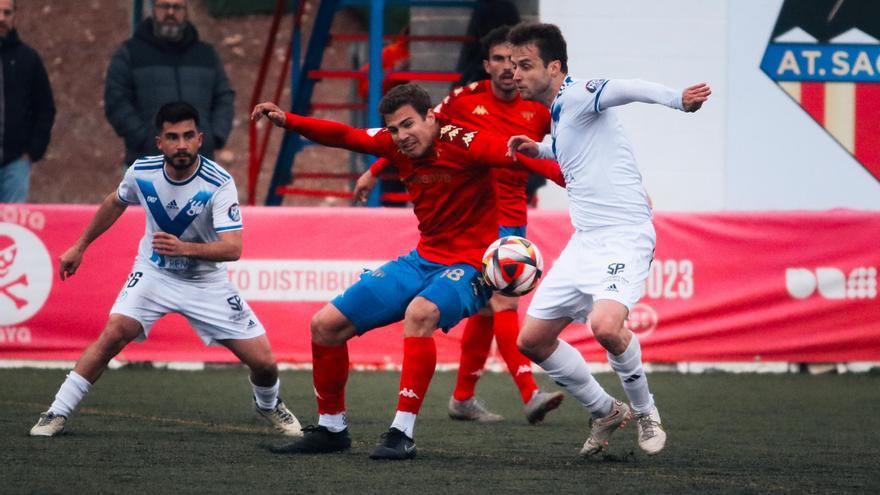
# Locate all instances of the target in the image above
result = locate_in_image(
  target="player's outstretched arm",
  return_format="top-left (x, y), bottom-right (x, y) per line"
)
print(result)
top-left (151, 230), bottom-right (242, 262)
top-left (597, 79), bottom-right (711, 112)
top-left (59, 192), bottom-right (128, 280)
top-left (252, 101), bottom-right (386, 156)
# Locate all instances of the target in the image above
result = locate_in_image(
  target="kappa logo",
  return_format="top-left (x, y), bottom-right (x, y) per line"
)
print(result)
top-left (0, 222), bottom-right (53, 325)
top-left (760, 0), bottom-right (880, 183)
top-left (399, 388), bottom-right (420, 399)
top-left (165, 199), bottom-right (179, 210)
top-left (515, 364), bottom-right (532, 376)
top-left (472, 105), bottom-right (489, 115)
top-left (786, 266), bottom-right (877, 299)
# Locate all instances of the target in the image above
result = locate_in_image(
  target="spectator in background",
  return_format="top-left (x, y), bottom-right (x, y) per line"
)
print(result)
top-left (104, 0), bottom-right (234, 168)
top-left (0, 0), bottom-right (56, 203)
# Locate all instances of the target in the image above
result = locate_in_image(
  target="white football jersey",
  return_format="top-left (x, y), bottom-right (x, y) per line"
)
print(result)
top-left (544, 75), bottom-right (652, 231)
top-left (117, 155), bottom-right (242, 281)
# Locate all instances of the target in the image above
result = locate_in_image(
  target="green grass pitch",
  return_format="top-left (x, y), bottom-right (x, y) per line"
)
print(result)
top-left (2, 368), bottom-right (878, 493)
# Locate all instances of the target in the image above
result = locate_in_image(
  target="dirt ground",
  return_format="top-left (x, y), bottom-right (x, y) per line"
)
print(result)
top-left (18, 0), bottom-right (363, 205)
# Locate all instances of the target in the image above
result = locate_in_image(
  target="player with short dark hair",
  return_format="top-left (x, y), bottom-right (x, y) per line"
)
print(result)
top-left (252, 83), bottom-right (563, 460)
top-left (29, 102), bottom-right (302, 439)
top-left (415, 25), bottom-right (564, 424)
top-left (507, 22), bottom-right (710, 457)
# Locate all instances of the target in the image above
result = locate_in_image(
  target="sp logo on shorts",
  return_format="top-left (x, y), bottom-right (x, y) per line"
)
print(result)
top-left (607, 263), bottom-right (626, 275)
top-left (228, 203), bottom-right (241, 222)
top-left (227, 295), bottom-right (243, 311)
top-left (760, 0), bottom-right (880, 183)
top-left (0, 222), bottom-right (53, 325)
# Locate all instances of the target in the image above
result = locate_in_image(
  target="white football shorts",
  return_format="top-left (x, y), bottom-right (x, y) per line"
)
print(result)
top-left (110, 262), bottom-right (265, 345)
top-left (527, 221), bottom-right (655, 323)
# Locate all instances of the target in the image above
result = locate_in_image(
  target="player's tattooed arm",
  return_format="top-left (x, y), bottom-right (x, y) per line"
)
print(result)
top-left (59, 192), bottom-right (128, 280)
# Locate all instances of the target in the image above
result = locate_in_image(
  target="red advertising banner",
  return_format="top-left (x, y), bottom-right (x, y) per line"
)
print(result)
top-left (1, 204), bottom-right (878, 364)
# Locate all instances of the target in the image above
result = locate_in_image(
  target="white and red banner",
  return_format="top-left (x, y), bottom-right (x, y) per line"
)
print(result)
top-left (1, 204), bottom-right (878, 364)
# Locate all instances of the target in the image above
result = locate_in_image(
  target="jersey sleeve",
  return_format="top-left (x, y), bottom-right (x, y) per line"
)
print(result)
top-left (116, 166), bottom-right (140, 205)
top-left (212, 179), bottom-right (243, 233)
top-left (284, 112), bottom-right (391, 157)
top-left (595, 79), bottom-right (684, 112)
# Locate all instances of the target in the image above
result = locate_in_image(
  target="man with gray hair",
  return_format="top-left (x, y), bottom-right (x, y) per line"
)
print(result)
top-left (104, 0), bottom-right (234, 168)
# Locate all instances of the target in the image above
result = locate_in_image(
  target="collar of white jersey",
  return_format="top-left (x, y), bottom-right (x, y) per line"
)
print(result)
top-left (554, 75), bottom-right (576, 103)
top-left (162, 155), bottom-right (203, 186)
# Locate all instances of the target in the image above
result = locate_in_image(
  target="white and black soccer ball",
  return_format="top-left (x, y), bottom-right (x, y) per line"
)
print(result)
top-left (481, 236), bottom-right (544, 296)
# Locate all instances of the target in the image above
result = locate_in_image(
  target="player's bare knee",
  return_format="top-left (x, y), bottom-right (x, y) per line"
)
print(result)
top-left (310, 308), bottom-right (353, 346)
top-left (403, 298), bottom-right (440, 337)
top-left (517, 331), bottom-right (547, 361)
top-left (589, 314), bottom-right (627, 351)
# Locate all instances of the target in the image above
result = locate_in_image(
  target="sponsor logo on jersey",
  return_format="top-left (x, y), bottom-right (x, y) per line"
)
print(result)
top-left (228, 203), bottom-right (241, 222)
top-left (585, 79), bottom-right (606, 93)
top-left (760, 0), bottom-right (880, 183)
top-left (399, 388), bottom-right (420, 399)
top-left (186, 200), bottom-right (206, 217)
top-left (147, 195), bottom-right (159, 203)
top-left (0, 223), bottom-right (53, 325)
top-left (472, 105), bottom-right (489, 115)
top-left (166, 199), bottom-right (179, 210)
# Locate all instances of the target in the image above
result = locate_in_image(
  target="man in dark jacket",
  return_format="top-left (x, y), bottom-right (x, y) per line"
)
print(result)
top-left (0, 0), bottom-right (56, 203)
top-left (104, 0), bottom-right (234, 167)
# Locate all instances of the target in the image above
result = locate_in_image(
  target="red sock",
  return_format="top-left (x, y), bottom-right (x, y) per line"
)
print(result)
top-left (494, 310), bottom-right (538, 404)
top-left (452, 314), bottom-right (494, 401)
top-left (397, 336), bottom-right (437, 414)
top-left (312, 341), bottom-right (349, 414)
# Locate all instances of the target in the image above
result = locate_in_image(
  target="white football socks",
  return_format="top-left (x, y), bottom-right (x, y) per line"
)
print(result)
top-left (48, 371), bottom-right (92, 417)
top-left (607, 333), bottom-right (654, 413)
top-left (318, 413), bottom-right (348, 433)
top-left (251, 378), bottom-right (280, 410)
top-left (391, 411), bottom-right (417, 438)
top-left (539, 340), bottom-right (614, 418)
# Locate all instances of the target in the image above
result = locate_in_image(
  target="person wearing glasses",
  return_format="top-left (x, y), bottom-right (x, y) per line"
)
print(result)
top-left (104, 0), bottom-right (234, 169)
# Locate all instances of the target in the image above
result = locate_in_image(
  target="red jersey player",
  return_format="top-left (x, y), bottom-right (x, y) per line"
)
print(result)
top-left (252, 83), bottom-right (562, 460)
top-left (371, 26), bottom-right (564, 425)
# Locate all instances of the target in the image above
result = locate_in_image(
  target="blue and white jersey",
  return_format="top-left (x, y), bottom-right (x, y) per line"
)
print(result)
top-left (540, 75), bottom-right (652, 232)
top-left (117, 155), bottom-right (242, 282)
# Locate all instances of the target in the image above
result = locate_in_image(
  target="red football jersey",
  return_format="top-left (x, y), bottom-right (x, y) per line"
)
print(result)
top-left (283, 112), bottom-right (560, 268)
top-left (435, 80), bottom-right (551, 227)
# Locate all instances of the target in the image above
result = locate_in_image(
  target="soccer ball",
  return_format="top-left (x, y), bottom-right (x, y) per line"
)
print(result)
top-left (482, 236), bottom-right (544, 296)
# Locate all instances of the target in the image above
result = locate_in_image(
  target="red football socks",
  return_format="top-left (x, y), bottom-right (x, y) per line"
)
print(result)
top-left (494, 310), bottom-right (538, 404)
top-left (397, 336), bottom-right (437, 414)
top-left (312, 341), bottom-right (349, 414)
top-left (452, 314), bottom-right (494, 401)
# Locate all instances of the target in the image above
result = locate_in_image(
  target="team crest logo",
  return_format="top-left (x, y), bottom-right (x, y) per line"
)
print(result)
top-left (0, 223), bottom-right (53, 325)
top-left (228, 203), bottom-right (241, 222)
top-left (760, 0), bottom-right (880, 182)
